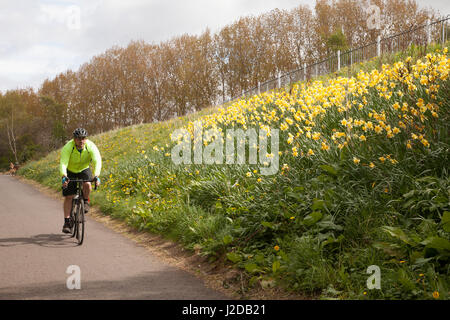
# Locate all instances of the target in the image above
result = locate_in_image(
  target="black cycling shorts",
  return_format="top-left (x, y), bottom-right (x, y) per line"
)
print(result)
top-left (62, 168), bottom-right (93, 197)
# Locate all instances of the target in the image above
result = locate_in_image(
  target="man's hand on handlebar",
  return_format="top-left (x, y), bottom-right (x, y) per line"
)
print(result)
top-left (62, 176), bottom-right (69, 189)
top-left (94, 176), bottom-right (101, 189)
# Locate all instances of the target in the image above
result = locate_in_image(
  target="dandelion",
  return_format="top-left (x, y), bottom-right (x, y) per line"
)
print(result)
top-left (353, 157), bottom-right (360, 164)
top-left (307, 149), bottom-right (314, 156)
top-left (369, 162), bottom-right (375, 168)
top-left (432, 291), bottom-right (439, 299)
top-left (246, 172), bottom-right (252, 177)
top-left (274, 245), bottom-right (280, 251)
top-left (359, 135), bottom-right (366, 141)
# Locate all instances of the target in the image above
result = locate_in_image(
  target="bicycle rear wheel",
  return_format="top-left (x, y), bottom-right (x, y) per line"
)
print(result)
top-left (76, 200), bottom-right (85, 245)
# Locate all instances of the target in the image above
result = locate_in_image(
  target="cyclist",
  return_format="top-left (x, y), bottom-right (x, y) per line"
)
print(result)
top-left (60, 128), bottom-right (102, 233)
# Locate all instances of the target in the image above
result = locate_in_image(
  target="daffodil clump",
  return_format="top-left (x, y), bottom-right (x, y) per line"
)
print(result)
top-left (172, 48), bottom-right (449, 299)
top-left (181, 48), bottom-right (448, 172)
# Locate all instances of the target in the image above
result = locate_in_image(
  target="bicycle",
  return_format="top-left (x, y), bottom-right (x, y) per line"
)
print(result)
top-left (65, 178), bottom-right (98, 245)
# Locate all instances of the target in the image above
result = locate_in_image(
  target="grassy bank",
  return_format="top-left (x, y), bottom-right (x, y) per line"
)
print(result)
top-left (20, 43), bottom-right (449, 299)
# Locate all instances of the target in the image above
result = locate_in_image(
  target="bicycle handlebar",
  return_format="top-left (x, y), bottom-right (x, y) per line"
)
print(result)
top-left (63, 177), bottom-right (99, 190)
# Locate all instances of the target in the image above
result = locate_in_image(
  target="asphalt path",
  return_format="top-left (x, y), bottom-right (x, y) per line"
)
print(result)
top-left (0, 175), bottom-right (228, 300)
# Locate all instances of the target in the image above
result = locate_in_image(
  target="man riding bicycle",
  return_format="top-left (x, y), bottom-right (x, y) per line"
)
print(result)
top-left (60, 128), bottom-right (102, 233)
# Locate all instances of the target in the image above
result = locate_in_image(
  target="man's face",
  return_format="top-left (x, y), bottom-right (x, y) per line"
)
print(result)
top-left (75, 137), bottom-right (87, 149)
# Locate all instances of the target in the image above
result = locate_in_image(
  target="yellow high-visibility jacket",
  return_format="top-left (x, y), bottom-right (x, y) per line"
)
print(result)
top-left (59, 139), bottom-right (102, 177)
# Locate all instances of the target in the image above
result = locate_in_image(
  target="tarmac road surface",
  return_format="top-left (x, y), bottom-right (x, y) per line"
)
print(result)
top-left (0, 175), bottom-right (228, 300)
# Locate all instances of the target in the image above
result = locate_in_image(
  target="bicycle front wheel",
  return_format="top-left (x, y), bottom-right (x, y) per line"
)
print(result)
top-left (76, 200), bottom-right (85, 245)
top-left (70, 200), bottom-right (77, 238)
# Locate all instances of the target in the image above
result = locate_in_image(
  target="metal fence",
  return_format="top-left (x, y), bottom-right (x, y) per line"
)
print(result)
top-left (223, 15), bottom-right (449, 105)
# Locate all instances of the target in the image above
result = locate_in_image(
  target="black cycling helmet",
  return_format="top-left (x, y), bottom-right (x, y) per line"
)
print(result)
top-left (73, 128), bottom-right (88, 139)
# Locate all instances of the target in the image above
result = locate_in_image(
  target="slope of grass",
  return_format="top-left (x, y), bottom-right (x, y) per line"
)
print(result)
top-left (19, 42), bottom-right (449, 299)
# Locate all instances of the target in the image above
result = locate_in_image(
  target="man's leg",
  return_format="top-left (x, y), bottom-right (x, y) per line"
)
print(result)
top-left (82, 182), bottom-right (92, 213)
top-left (62, 195), bottom-right (74, 233)
top-left (83, 182), bottom-right (92, 201)
top-left (64, 195), bottom-right (74, 218)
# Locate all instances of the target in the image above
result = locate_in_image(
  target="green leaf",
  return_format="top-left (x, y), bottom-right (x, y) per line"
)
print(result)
top-left (303, 211), bottom-right (323, 227)
top-left (261, 221), bottom-right (274, 229)
top-left (245, 263), bottom-right (259, 273)
top-left (320, 164), bottom-right (338, 176)
top-left (312, 199), bottom-right (326, 211)
top-left (373, 242), bottom-right (403, 258)
top-left (272, 260), bottom-right (281, 273)
top-left (316, 215), bottom-right (343, 231)
top-left (441, 211), bottom-right (450, 232)
top-left (402, 190), bottom-right (416, 199)
top-left (226, 252), bottom-right (241, 263)
top-left (420, 237), bottom-right (450, 251)
top-left (382, 226), bottom-right (416, 246)
top-left (412, 257), bottom-right (433, 267)
top-left (287, 192), bottom-right (302, 202)
top-left (223, 235), bottom-right (233, 245)
top-left (255, 254), bottom-right (265, 264)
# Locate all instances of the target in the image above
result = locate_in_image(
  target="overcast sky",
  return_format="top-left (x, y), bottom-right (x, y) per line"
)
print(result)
top-left (0, 0), bottom-right (448, 93)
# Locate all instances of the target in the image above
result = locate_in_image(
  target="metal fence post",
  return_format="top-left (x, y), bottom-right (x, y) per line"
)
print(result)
top-left (377, 35), bottom-right (381, 57)
top-left (337, 50), bottom-right (341, 71)
top-left (303, 63), bottom-right (306, 81)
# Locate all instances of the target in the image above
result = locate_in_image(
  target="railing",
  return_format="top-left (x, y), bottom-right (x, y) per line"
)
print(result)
top-left (222, 15), bottom-right (449, 105)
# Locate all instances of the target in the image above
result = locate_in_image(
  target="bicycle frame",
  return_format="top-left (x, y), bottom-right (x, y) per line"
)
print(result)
top-left (66, 178), bottom-right (97, 245)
